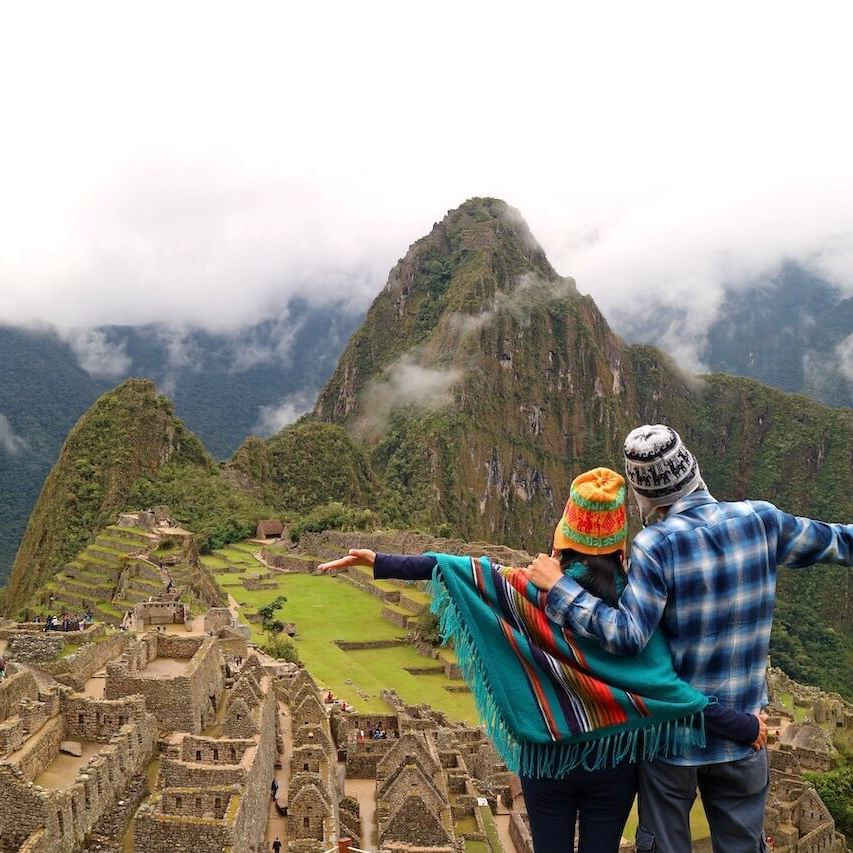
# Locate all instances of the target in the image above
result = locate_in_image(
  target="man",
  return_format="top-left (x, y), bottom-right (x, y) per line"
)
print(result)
top-left (525, 424), bottom-right (853, 853)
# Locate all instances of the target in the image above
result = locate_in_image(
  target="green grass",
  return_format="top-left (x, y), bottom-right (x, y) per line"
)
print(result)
top-left (478, 804), bottom-right (502, 850)
top-left (779, 693), bottom-right (810, 722)
top-left (215, 546), bottom-right (261, 565)
top-left (218, 568), bottom-right (477, 722)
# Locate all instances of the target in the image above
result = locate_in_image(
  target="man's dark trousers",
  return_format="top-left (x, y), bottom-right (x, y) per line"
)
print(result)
top-left (636, 749), bottom-right (769, 852)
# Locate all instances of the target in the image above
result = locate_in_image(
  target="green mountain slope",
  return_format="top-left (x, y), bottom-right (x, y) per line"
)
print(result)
top-left (306, 197), bottom-right (853, 696)
top-left (3, 378), bottom-right (276, 616)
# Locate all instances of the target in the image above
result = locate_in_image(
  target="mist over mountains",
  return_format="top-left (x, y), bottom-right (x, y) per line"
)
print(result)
top-left (611, 262), bottom-right (853, 409)
top-left (0, 301), bottom-right (362, 579)
top-left (1, 202), bottom-right (851, 589)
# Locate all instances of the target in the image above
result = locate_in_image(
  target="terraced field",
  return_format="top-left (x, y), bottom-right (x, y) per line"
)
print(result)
top-left (203, 543), bottom-right (477, 724)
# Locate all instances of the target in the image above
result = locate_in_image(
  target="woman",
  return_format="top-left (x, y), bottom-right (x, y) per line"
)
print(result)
top-left (318, 468), bottom-right (762, 852)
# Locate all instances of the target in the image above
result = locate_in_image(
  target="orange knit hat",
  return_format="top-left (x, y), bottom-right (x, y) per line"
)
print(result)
top-left (553, 467), bottom-right (628, 555)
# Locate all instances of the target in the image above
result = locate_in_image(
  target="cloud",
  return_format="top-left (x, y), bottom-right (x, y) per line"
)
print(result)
top-left (0, 414), bottom-right (28, 456)
top-left (254, 389), bottom-right (319, 436)
top-left (229, 311), bottom-right (306, 374)
top-left (0, 0), bottom-right (851, 362)
top-left (153, 326), bottom-right (201, 396)
top-left (834, 334), bottom-right (853, 383)
top-left (355, 354), bottom-right (462, 440)
top-left (60, 328), bottom-right (132, 379)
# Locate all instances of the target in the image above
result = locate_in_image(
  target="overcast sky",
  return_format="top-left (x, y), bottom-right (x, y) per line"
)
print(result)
top-left (2, 1), bottom-right (852, 357)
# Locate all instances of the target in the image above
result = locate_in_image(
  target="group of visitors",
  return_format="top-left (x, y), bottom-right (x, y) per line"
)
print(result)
top-left (42, 611), bottom-right (92, 632)
top-left (318, 423), bottom-right (853, 852)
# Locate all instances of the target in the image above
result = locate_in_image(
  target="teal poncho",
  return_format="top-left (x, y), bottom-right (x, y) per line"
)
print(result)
top-left (427, 553), bottom-right (707, 778)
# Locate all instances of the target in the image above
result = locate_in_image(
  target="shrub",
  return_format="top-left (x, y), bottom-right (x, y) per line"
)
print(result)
top-left (258, 634), bottom-right (299, 662)
top-left (289, 502), bottom-right (379, 542)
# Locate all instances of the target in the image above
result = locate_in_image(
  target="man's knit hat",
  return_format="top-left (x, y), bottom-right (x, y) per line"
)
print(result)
top-left (623, 425), bottom-right (703, 515)
top-left (553, 467), bottom-right (628, 555)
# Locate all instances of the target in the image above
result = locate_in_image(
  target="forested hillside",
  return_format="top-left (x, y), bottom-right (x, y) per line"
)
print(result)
top-left (0, 301), bottom-right (361, 581)
top-left (5, 199), bottom-right (851, 700)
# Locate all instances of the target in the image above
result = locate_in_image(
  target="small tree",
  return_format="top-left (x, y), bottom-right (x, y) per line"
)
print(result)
top-left (256, 595), bottom-right (298, 662)
top-left (257, 595), bottom-right (287, 634)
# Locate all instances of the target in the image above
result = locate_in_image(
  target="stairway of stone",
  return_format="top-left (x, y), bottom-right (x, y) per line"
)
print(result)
top-left (43, 525), bottom-right (161, 625)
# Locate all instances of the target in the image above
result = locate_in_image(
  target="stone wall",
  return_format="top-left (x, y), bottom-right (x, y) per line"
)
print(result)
top-left (134, 599), bottom-right (189, 626)
top-left (296, 529), bottom-right (531, 566)
top-left (104, 634), bottom-right (223, 733)
top-left (204, 607), bottom-right (233, 633)
top-left (61, 694), bottom-right (149, 743)
top-left (135, 673), bottom-right (278, 853)
top-left (0, 692), bottom-right (157, 853)
top-left (42, 632), bottom-right (130, 691)
top-left (7, 632), bottom-right (66, 663)
top-left (0, 669), bottom-right (40, 723)
top-left (133, 796), bottom-right (235, 852)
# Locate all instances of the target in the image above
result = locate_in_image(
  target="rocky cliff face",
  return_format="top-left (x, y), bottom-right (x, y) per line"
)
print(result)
top-left (312, 197), bottom-right (853, 547)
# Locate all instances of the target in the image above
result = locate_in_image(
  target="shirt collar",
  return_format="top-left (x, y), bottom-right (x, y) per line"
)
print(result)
top-left (666, 488), bottom-right (716, 517)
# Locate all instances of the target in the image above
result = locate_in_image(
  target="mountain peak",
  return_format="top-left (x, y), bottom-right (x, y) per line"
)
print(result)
top-left (4, 380), bottom-right (211, 613)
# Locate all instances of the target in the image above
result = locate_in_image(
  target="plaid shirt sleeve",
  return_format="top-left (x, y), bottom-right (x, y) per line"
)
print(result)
top-left (772, 508), bottom-right (853, 567)
top-left (544, 542), bottom-right (669, 655)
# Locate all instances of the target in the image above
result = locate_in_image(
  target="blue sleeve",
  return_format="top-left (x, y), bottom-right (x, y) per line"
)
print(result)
top-left (769, 505), bottom-right (853, 568)
top-left (703, 704), bottom-right (759, 744)
top-left (373, 553), bottom-right (437, 581)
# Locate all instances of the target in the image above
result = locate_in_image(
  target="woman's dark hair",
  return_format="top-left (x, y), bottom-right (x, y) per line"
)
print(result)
top-left (557, 548), bottom-right (625, 606)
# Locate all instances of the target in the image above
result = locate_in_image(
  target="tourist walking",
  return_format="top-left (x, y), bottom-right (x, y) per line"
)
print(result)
top-left (525, 426), bottom-right (853, 852)
top-left (271, 837), bottom-right (282, 853)
top-left (319, 468), bottom-right (762, 852)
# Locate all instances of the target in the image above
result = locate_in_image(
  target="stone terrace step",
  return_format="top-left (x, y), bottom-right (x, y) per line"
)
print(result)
top-left (105, 525), bottom-right (160, 544)
top-left (59, 577), bottom-right (115, 601)
top-left (125, 580), bottom-right (163, 600)
top-left (126, 558), bottom-right (163, 582)
top-left (96, 535), bottom-right (148, 554)
top-left (94, 604), bottom-right (122, 626)
top-left (86, 546), bottom-right (127, 564)
top-left (49, 589), bottom-right (93, 613)
top-left (77, 552), bottom-right (122, 570)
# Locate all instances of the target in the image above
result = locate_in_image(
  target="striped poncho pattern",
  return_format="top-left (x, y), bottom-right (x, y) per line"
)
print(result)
top-left (428, 553), bottom-right (708, 778)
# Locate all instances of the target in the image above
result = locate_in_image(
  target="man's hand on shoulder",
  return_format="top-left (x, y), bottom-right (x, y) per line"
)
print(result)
top-left (522, 554), bottom-right (563, 591)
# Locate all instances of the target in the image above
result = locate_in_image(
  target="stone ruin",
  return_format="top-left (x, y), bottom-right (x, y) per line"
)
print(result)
top-left (104, 633), bottom-right (224, 734)
top-left (1, 514), bottom-right (850, 852)
top-left (0, 669), bottom-right (157, 852)
top-left (751, 667), bottom-right (851, 853)
top-left (132, 662), bottom-right (279, 852)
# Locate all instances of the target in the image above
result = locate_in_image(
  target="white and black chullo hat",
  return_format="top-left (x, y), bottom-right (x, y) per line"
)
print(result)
top-left (623, 425), bottom-right (704, 520)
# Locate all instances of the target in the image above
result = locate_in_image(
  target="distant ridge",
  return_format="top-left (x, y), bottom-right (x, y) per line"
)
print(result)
top-left (7, 198), bottom-right (853, 698)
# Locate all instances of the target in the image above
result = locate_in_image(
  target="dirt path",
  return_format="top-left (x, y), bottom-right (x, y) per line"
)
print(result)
top-left (265, 699), bottom-right (293, 849)
top-left (343, 776), bottom-right (377, 851)
top-left (494, 799), bottom-right (518, 853)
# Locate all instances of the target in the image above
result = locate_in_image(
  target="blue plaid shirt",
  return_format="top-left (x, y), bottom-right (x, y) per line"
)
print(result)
top-left (545, 490), bottom-right (853, 765)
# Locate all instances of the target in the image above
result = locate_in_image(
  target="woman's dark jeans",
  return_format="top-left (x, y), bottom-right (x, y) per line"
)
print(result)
top-left (520, 761), bottom-right (638, 852)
